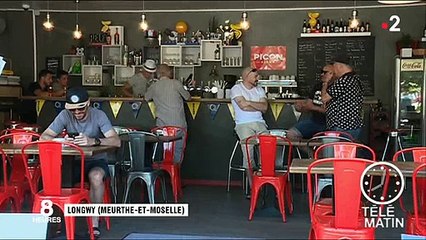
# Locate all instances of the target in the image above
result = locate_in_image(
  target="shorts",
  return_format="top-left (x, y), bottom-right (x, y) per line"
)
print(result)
top-left (290, 118), bottom-right (326, 139)
top-left (73, 159), bottom-right (110, 184)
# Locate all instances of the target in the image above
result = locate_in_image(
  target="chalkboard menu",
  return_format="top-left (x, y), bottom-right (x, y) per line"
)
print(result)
top-left (297, 36), bottom-right (375, 97)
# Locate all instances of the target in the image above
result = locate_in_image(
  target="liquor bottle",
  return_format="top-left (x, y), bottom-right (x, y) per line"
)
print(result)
top-left (214, 44), bottom-right (220, 60)
top-left (325, 19), bottom-right (330, 33)
top-left (48, 85), bottom-right (53, 97)
top-left (321, 20), bottom-right (326, 33)
top-left (330, 20), bottom-right (335, 33)
top-left (114, 27), bottom-right (120, 45)
top-left (307, 25), bottom-right (311, 33)
top-left (315, 19), bottom-right (321, 33)
top-left (347, 18), bottom-right (352, 32)
top-left (106, 31), bottom-right (111, 45)
top-left (334, 20), bottom-right (340, 33)
top-left (339, 18), bottom-right (344, 32)
top-left (123, 45), bottom-right (128, 66)
top-left (365, 22), bottom-right (370, 32)
top-left (343, 20), bottom-right (348, 32)
top-left (302, 19), bottom-right (307, 33)
top-left (360, 22), bottom-right (366, 32)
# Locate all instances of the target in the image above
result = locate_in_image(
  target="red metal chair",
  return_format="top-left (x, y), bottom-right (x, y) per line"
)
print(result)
top-left (392, 147), bottom-right (426, 234)
top-left (0, 131), bottom-right (40, 211)
top-left (245, 134), bottom-right (293, 222)
top-left (307, 158), bottom-right (376, 239)
top-left (312, 142), bottom-right (377, 216)
top-left (21, 141), bottom-right (94, 240)
top-left (409, 162), bottom-right (426, 236)
top-left (151, 126), bottom-right (187, 203)
top-left (0, 147), bottom-right (19, 212)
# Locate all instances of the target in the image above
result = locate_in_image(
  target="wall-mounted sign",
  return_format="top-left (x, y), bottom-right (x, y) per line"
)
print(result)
top-left (250, 46), bottom-right (287, 70)
top-left (401, 59), bottom-right (424, 72)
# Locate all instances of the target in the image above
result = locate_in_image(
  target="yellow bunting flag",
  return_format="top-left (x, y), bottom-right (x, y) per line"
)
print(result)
top-left (270, 102), bottom-right (284, 121)
top-left (186, 101), bottom-right (200, 119)
top-left (36, 99), bottom-right (45, 117)
top-left (227, 103), bottom-right (235, 120)
top-left (148, 102), bottom-right (156, 119)
top-left (109, 101), bottom-right (123, 118)
top-left (291, 104), bottom-right (302, 121)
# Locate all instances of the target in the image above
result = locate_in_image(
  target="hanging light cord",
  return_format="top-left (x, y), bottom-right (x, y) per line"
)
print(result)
top-left (75, 0), bottom-right (79, 25)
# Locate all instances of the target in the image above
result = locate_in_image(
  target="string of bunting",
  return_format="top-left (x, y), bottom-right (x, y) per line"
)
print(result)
top-left (130, 101), bottom-right (142, 119)
top-left (36, 99), bottom-right (45, 117)
top-left (53, 101), bottom-right (65, 115)
top-left (270, 102), bottom-right (285, 121)
top-left (109, 100), bottom-right (123, 118)
top-left (207, 103), bottom-right (221, 120)
top-left (91, 101), bottom-right (102, 110)
top-left (148, 102), bottom-right (156, 119)
top-left (186, 101), bottom-right (201, 120)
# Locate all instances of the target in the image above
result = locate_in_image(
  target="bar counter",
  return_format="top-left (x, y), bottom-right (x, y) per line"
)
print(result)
top-left (20, 95), bottom-right (379, 185)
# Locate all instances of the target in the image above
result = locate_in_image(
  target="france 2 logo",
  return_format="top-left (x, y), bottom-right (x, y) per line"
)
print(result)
top-left (382, 15), bottom-right (401, 32)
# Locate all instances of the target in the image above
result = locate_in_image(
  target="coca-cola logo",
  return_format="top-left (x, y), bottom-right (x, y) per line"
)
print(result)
top-left (402, 62), bottom-right (422, 69)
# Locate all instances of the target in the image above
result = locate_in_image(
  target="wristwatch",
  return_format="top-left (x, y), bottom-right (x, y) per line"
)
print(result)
top-left (94, 138), bottom-right (101, 146)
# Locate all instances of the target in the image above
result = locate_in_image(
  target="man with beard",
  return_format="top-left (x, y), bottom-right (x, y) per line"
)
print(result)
top-left (230, 67), bottom-right (268, 197)
top-left (41, 87), bottom-right (120, 238)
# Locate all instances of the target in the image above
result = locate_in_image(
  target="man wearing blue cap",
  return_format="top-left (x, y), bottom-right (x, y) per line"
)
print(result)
top-left (41, 87), bottom-right (120, 237)
top-left (321, 55), bottom-right (364, 140)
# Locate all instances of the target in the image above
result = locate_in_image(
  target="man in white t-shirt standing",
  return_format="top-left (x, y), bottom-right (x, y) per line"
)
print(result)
top-left (231, 67), bottom-right (268, 195)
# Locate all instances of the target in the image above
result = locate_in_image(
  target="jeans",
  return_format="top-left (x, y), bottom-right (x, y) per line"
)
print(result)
top-left (329, 127), bottom-right (362, 141)
top-left (290, 118), bottom-right (326, 139)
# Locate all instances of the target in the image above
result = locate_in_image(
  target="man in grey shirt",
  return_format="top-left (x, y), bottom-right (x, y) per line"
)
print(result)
top-left (122, 59), bottom-right (156, 97)
top-left (145, 64), bottom-right (193, 161)
top-left (41, 87), bottom-right (120, 237)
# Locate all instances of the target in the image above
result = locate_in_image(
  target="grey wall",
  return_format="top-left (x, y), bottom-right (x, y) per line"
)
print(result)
top-left (0, 2), bottom-right (425, 109)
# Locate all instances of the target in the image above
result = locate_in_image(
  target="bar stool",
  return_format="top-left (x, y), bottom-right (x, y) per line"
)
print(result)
top-left (226, 136), bottom-right (248, 194)
top-left (381, 129), bottom-right (405, 161)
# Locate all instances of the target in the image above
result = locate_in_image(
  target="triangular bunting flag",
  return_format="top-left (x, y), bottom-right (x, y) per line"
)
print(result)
top-left (186, 102), bottom-right (200, 119)
top-left (130, 101), bottom-right (142, 119)
top-left (109, 101), bottom-right (123, 118)
top-left (36, 99), bottom-right (45, 117)
top-left (227, 103), bottom-right (235, 120)
top-left (291, 104), bottom-right (302, 121)
top-left (53, 101), bottom-right (65, 115)
top-left (270, 102), bottom-right (284, 121)
top-left (91, 101), bottom-right (102, 110)
top-left (207, 103), bottom-right (221, 120)
top-left (148, 102), bottom-right (156, 119)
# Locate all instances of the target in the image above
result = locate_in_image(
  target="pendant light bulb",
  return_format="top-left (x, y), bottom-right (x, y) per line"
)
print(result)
top-left (139, 13), bottom-right (148, 31)
top-left (73, 24), bottom-right (82, 39)
top-left (43, 13), bottom-right (54, 31)
top-left (349, 10), bottom-right (360, 29)
top-left (240, 11), bottom-right (250, 30)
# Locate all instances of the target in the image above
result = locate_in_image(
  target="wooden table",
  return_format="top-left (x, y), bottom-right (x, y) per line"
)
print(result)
top-left (244, 138), bottom-right (322, 147)
top-left (290, 158), bottom-right (423, 177)
top-left (0, 143), bottom-right (116, 156)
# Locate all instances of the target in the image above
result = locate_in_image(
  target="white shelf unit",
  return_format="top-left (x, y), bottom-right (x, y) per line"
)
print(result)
top-left (181, 45), bottom-right (201, 67)
top-left (200, 40), bottom-right (222, 61)
top-left (161, 45), bottom-right (182, 66)
top-left (300, 32), bottom-right (372, 37)
top-left (82, 65), bottom-right (103, 86)
top-left (174, 66), bottom-right (194, 83)
top-left (63, 55), bottom-right (84, 76)
top-left (221, 45), bottom-right (243, 67)
top-left (114, 65), bottom-right (135, 86)
top-left (102, 45), bottom-right (123, 66)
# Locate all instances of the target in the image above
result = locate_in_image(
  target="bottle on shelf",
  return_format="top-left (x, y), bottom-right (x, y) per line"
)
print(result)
top-left (366, 22), bottom-right (370, 32)
top-left (48, 85), bottom-right (53, 97)
top-left (214, 44), bottom-right (220, 60)
top-left (114, 27), bottom-right (120, 45)
top-left (302, 19), bottom-right (307, 33)
top-left (326, 19), bottom-right (330, 33)
top-left (360, 22), bottom-right (366, 32)
top-left (339, 18), bottom-right (344, 33)
top-left (330, 20), bottom-right (335, 33)
top-left (106, 31), bottom-right (111, 45)
top-left (347, 18), bottom-right (353, 32)
top-left (315, 19), bottom-right (321, 33)
top-left (343, 20), bottom-right (348, 32)
top-left (334, 19), bottom-right (340, 33)
top-left (123, 45), bottom-right (129, 66)
top-left (321, 20), bottom-right (326, 33)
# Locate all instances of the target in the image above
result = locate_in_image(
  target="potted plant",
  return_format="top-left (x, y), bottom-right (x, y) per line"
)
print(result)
top-left (396, 33), bottom-right (419, 54)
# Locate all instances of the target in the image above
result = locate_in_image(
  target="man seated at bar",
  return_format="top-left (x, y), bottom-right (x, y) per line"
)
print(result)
top-left (40, 87), bottom-right (120, 237)
top-left (122, 59), bottom-right (157, 97)
top-left (230, 67), bottom-right (268, 197)
top-left (145, 64), bottom-right (192, 162)
top-left (52, 70), bottom-right (69, 96)
top-left (287, 64), bottom-right (335, 140)
top-left (321, 55), bottom-right (364, 140)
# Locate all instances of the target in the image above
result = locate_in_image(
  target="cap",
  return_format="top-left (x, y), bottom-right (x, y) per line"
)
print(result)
top-left (65, 87), bottom-right (89, 109)
top-left (331, 54), bottom-right (351, 66)
top-left (142, 59), bottom-right (157, 73)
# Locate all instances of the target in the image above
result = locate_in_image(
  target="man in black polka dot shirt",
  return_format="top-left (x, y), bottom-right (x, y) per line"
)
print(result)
top-left (320, 55), bottom-right (364, 140)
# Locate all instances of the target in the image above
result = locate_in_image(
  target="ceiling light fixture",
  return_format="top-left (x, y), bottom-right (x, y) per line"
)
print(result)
top-left (349, 0), bottom-right (360, 29)
top-left (73, 0), bottom-right (82, 39)
top-left (240, 1), bottom-right (250, 30)
top-left (43, 1), bottom-right (54, 31)
top-left (139, 0), bottom-right (148, 31)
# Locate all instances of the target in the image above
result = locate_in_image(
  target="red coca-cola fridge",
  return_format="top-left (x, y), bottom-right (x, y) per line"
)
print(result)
top-left (393, 57), bottom-right (426, 147)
